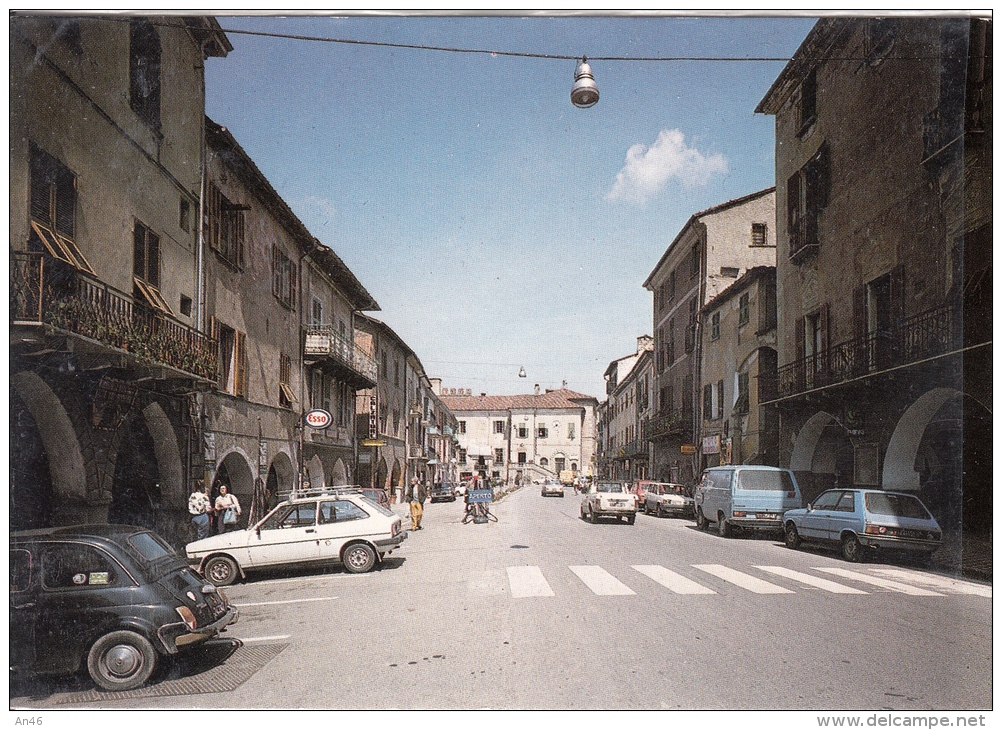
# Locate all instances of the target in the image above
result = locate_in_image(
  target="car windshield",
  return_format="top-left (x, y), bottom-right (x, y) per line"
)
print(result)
top-left (865, 492), bottom-right (932, 519)
top-left (126, 532), bottom-right (176, 562)
top-left (736, 470), bottom-right (795, 492)
top-left (360, 496), bottom-right (394, 518)
top-left (595, 483), bottom-right (625, 493)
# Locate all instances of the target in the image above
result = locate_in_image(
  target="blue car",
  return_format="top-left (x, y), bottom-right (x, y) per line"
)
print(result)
top-left (783, 489), bottom-right (942, 563)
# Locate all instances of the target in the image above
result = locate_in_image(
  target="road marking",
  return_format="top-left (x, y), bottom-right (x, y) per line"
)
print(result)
top-left (506, 566), bottom-right (555, 597)
top-left (569, 565), bottom-right (635, 595)
top-left (237, 635), bottom-right (292, 643)
top-left (234, 596), bottom-right (340, 607)
top-left (632, 565), bottom-right (716, 594)
top-left (869, 569), bottom-right (992, 598)
top-left (814, 568), bottom-right (944, 596)
top-left (754, 566), bottom-right (868, 594)
top-left (693, 564), bottom-right (793, 594)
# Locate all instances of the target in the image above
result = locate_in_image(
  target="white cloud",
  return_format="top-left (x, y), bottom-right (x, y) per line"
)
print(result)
top-left (606, 129), bottom-right (728, 205)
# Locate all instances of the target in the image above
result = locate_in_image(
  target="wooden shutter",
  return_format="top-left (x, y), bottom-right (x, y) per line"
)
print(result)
top-left (794, 315), bottom-right (806, 391)
top-left (819, 303), bottom-right (831, 375)
top-left (206, 183), bottom-right (221, 251)
top-left (235, 330), bottom-right (247, 398)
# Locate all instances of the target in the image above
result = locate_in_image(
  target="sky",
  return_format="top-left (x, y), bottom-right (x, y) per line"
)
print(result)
top-left (204, 13), bottom-right (819, 400)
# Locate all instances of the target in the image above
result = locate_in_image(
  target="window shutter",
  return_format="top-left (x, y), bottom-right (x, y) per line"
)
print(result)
top-left (207, 183), bottom-right (221, 251)
top-left (819, 303), bottom-right (831, 373)
top-left (235, 330), bottom-right (247, 398)
top-left (889, 264), bottom-right (905, 323)
top-left (794, 316), bottom-right (806, 391)
top-left (236, 211), bottom-right (245, 267)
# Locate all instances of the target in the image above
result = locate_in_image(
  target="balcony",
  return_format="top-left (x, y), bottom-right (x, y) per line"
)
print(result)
top-left (11, 251), bottom-right (217, 381)
top-left (647, 410), bottom-right (689, 440)
top-left (303, 324), bottom-right (377, 389)
top-left (769, 302), bottom-right (962, 401)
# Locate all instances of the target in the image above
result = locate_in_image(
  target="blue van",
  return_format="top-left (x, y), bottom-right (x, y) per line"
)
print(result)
top-left (693, 465), bottom-right (802, 538)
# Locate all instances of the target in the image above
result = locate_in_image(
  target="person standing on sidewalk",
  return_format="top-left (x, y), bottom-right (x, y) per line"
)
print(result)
top-left (409, 477), bottom-right (425, 531)
top-left (188, 482), bottom-right (212, 541)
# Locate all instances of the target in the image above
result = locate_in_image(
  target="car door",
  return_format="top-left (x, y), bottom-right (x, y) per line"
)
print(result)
top-left (9, 546), bottom-right (37, 671)
top-left (247, 501), bottom-right (321, 567)
top-left (316, 499), bottom-right (375, 560)
top-left (828, 490), bottom-right (859, 542)
top-left (800, 490), bottom-right (842, 539)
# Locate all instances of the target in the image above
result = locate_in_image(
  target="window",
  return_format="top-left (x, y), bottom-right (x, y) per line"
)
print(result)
top-left (835, 491), bottom-right (856, 513)
top-left (180, 295), bottom-right (192, 317)
top-left (494, 448), bottom-right (504, 464)
top-left (787, 144), bottom-right (829, 259)
top-left (517, 425), bottom-right (528, 439)
top-left (458, 421), bottom-right (466, 434)
top-left (538, 456), bottom-right (547, 467)
top-left (685, 299), bottom-right (697, 352)
top-left (494, 420), bottom-right (505, 434)
top-left (42, 544), bottom-right (121, 589)
top-left (206, 183), bottom-right (246, 268)
top-left (797, 68), bottom-right (817, 135)
top-left (866, 18), bottom-right (896, 64)
top-left (537, 426), bottom-right (548, 439)
top-left (703, 384), bottom-right (714, 420)
top-left (179, 198), bottom-right (192, 232)
top-left (262, 503), bottom-right (316, 530)
top-left (751, 222), bottom-right (768, 247)
top-left (311, 297), bottom-right (323, 326)
top-left (279, 353), bottom-right (295, 407)
top-left (10, 550), bottom-right (32, 593)
top-left (319, 500), bottom-right (368, 524)
top-left (28, 143), bottom-right (93, 274)
top-left (212, 319), bottom-right (247, 397)
top-left (690, 243), bottom-right (700, 278)
top-left (812, 490), bottom-right (842, 510)
top-left (735, 371), bottom-right (750, 414)
top-left (720, 267), bottom-right (739, 278)
top-left (568, 422), bottom-right (575, 440)
top-left (710, 312), bottom-right (721, 340)
top-left (518, 452), bottom-right (527, 464)
top-left (133, 221), bottom-right (172, 314)
top-left (130, 19), bottom-right (161, 128)
top-left (272, 244), bottom-right (297, 308)
top-left (667, 269), bottom-right (676, 302)
top-left (459, 449), bottom-right (467, 464)
top-left (738, 293), bottom-right (750, 326)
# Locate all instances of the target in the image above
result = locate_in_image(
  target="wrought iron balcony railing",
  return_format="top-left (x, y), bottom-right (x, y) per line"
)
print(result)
top-left (647, 410), bottom-right (689, 440)
top-left (11, 251), bottom-right (217, 381)
top-left (303, 324), bottom-right (377, 385)
top-left (770, 302), bottom-right (961, 400)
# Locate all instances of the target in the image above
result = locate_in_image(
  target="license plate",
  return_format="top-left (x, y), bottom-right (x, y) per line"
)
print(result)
top-left (757, 513), bottom-right (778, 520)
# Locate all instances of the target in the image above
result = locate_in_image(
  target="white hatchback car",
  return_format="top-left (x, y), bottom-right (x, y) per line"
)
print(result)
top-left (580, 482), bottom-right (637, 524)
top-left (187, 489), bottom-right (406, 586)
top-left (541, 479), bottom-right (564, 497)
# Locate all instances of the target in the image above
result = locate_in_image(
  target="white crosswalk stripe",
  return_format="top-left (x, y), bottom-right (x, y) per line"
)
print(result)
top-left (570, 565), bottom-right (636, 595)
top-left (632, 565), bottom-right (717, 594)
top-left (693, 564), bottom-right (793, 594)
top-left (815, 567), bottom-right (944, 596)
top-left (754, 565), bottom-right (868, 594)
top-left (506, 566), bottom-right (555, 597)
top-left (869, 568), bottom-right (992, 597)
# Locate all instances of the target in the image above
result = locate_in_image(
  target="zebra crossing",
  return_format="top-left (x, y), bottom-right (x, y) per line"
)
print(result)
top-left (500, 562), bottom-right (991, 599)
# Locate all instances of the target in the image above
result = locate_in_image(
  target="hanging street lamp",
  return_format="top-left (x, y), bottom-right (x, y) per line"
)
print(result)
top-left (570, 56), bottom-right (599, 108)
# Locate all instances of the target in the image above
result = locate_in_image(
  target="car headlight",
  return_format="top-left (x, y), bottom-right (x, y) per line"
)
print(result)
top-left (176, 605), bottom-right (198, 630)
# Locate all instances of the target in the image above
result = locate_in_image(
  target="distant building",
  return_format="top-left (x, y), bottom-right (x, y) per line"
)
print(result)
top-left (698, 266), bottom-right (778, 470)
top-left (598, 336), bottom-right (654, 482)
top-left (440, 387), bottom-right (598, 484)
top-left (756, 17), bottom-right (991, 574)
top-left (643, 188), bottom-right (777, 486)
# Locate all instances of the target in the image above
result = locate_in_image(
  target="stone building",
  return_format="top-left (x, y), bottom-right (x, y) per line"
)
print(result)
top-left (598, 336), bottom-right (654, 482)
top-left (643, 188), bottom-right (777, 486)
top-left (440, 387), bottom-right (598, 485)
top-left (755, 17), bottom-right (991, 574)
top-left (698, 266), bottom-right (779, 470)
top-left (10, 15), bottom-right (230, 546)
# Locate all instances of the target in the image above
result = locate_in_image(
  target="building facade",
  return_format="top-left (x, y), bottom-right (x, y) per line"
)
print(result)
top-left (643, 188), bottom-right (777, 486)
top-left (756, 17), bottom-right (991, 574)
top-left (599, 337), bottom-right (654, 482)
top-left (698, 266), bottom-right (779, 470)
top-left (11, 16), bottom-right (230, 546)
top-left (440, 387), bottom-right (598, 485)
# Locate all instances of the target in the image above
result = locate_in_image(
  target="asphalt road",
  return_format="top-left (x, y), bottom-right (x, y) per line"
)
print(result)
top-left (12, 485), bottom-right (992, 710)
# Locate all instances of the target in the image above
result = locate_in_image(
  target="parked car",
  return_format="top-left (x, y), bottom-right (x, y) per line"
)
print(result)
top-left (430, 482), bottom-right (457, 503)
top-left (187, 489), bottom-right (406, 586)
top-left (631, 480), bottom-right (652, 506)
top-left (783, 488), bottom-right (942, 563)
top-left (643, 482), bottom-right (694, 518)
top-left (360, 487), bottom-right (391, 509)
top-left (455, 481), bottom-right (468, 497)
top-left (541, 479), bottom-right (564, 497)
top-left (693, 465), bottom-right (802, 538)
top-left (580, 482), bottom-right (637, 524)
top-left (10, 525), bottom-right (238, 692)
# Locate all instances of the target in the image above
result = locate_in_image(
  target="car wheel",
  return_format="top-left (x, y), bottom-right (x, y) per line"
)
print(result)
top-left (343, 542), bottom-right (377, 574)
top-left (841, 534), bottom-right (863, 563)
top-left (588, 508), bottom-right (597, 524)
top-left (87, 630), bottom-right (157, 692)
top-left (627, 515), bottom-right (636, 525)
top-left (785, 523), bottom-right (801, 550)
top-left (717, 513), bottom-right (731, 538)
top-left (204, 555), bottom-right (239, 587)
top-left (695, 509), bottom-right (708, 530)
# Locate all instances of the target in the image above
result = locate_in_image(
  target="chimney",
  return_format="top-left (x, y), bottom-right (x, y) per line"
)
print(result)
top-left (429, 378), bottom-right (441, 395)
top-left (637, 335), bottom-right (654, 353)
top-left (480, 392), bottom-right (487, 397)
top-left (534, 384), bottom-right (540, 396)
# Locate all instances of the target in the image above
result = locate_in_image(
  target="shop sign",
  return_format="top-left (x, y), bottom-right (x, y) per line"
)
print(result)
top-left (701, 436), bottom-right (720, 455)
top-left (680, 443), bottom-right (697, 455)
top-left (304, 409), bottom-right (333, 429)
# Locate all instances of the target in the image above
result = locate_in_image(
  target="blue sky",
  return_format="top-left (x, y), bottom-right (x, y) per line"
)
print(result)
top-left (204, 13), bottom-right (817, 400)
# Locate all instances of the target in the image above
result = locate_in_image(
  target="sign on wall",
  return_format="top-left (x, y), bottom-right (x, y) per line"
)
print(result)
top-left (304, 409), bottom-right (333, 429)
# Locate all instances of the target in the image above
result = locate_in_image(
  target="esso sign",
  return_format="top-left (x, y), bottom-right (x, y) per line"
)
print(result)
top-left (304, 409), bottom-right (333, 429)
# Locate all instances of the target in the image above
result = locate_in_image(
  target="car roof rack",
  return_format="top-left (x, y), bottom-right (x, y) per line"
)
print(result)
top-left (286, 485), bottom-right (364, 500)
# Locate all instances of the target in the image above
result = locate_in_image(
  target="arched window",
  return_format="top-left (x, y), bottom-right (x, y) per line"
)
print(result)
top-left (539, 457), bottom-right (549, 467)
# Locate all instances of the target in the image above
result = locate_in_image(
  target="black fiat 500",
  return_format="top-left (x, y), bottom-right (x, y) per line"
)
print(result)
top-left (10, 525), bottom-right (238, 691)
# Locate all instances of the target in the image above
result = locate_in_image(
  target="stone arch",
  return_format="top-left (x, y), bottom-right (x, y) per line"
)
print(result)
top-left (11, 370), bottom-right (87, 505)
top-left (789, 411), bottom-right (837, 472)
top-left (331, 458), bottom-right (348, 486)
top-left (268, 449), bottom-right (297, 493)
top-left (305, 454), bottom-right (326, 488)
top-left (376, 456), bottom-right (389, 489)
top-left (883, 388), bottom-right (957, 492)
top-left (141, 401), bottom-right (184, 510)
top-left (214, 449), bottom-right (255, 529)
top-left (789, 410), bottom-right (853, 504)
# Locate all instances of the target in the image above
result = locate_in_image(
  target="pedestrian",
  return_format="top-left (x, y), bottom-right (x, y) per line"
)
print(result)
top-left (215, 484), bottom-right (241, 533)
top-left (409, 477), bottom-right (424, 531)
top-left (188, 482), bottom-right (212, 541)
